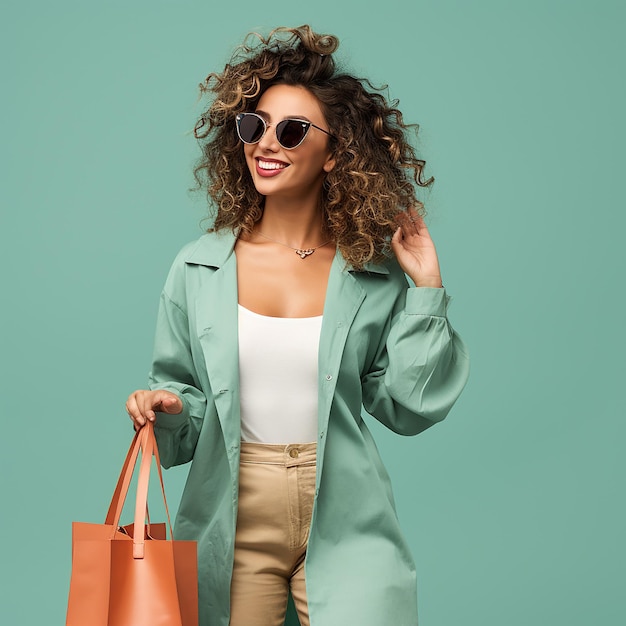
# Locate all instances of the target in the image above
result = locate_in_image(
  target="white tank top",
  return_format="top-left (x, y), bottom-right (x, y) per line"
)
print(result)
top-left (237, 304), bottom-right (323, 444)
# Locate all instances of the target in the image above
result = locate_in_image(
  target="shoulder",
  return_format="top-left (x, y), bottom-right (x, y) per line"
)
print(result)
top-left (347, 256), bottom-right (409, 322)
top-left (170, 230), bottom-right (237, 268)
top-left (161, 230), bottom-right (237, 301)
top-left (352, 256), bottom-right (409, 293)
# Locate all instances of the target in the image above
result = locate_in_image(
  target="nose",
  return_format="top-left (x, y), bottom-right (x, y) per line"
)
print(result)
top-left (257, 122), bottom-right (280, 151)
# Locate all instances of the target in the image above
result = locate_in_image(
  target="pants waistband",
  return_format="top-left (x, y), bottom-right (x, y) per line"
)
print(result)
top-left (239, 441), bottom-right (317, 467)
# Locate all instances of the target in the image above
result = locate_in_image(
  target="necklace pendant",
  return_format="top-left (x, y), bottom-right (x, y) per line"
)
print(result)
top-left (295, 248), bottom-right (315, 259)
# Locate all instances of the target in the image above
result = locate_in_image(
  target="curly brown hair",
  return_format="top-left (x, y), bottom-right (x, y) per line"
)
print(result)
top-left (192, 25), bottom-right (433, 269)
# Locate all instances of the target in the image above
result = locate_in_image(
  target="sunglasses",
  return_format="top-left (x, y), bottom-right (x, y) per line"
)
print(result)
top-left (236, 112), bottom-right (333, 150)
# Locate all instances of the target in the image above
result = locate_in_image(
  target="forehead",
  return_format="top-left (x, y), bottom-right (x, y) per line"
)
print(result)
top-left (255, 84), bottom-right (325, 121)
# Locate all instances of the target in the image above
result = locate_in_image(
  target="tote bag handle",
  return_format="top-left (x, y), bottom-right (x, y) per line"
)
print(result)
top-left (102, 423), bottom-right (174, 554)
top-left (130, 422), bottom-right (174, 557)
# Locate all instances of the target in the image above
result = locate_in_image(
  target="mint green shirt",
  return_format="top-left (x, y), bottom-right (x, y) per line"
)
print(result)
top-left (150, 230), bottom-right (470, 626)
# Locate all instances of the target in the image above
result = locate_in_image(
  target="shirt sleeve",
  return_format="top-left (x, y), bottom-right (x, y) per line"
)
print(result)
top-left (148, 285), bottom-right (208, 468)
top-left (361, 286), bottom-right (470, 436)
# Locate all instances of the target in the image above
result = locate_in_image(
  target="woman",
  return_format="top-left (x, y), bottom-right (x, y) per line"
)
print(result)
top-left (126, 25), bottom-right (469, 626)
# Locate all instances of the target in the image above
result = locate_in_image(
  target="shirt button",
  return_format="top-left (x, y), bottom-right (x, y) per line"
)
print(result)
top-left (325, 374), bottom-right (333, 381)
top-left (289, 448), bottom-right (299, 458)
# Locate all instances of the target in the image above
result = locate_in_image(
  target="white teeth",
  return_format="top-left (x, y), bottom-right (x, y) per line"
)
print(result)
top-left (258, 160), bottom-right (287, 170)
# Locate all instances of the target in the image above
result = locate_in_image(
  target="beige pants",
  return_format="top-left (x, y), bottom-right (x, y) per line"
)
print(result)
top-left (229, 442), bottom-right (317, 626)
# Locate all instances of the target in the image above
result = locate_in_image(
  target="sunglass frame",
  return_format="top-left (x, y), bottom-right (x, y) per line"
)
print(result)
top-left (236, 112), bottom-right (333, 150)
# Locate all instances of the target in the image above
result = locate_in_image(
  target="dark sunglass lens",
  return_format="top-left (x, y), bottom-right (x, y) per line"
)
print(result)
top-left (277, 120), bottom-right (308, 148)
top-left (238, 114), bottom-right (265, 143)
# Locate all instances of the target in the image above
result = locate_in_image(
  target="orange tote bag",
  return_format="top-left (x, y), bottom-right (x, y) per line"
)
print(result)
top-left (66, 422), bottom-right (198, 626)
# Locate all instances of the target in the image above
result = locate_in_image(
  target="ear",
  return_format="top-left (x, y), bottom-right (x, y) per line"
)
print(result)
top-left (323, 153), bottom-right (336, 173)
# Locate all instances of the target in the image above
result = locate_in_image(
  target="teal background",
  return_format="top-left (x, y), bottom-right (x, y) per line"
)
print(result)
top-left (1, 0), bottom-right (624, 624)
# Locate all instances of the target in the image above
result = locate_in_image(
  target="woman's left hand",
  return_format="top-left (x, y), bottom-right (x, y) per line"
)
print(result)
top-left (391, 206), bottom-right (443, 288)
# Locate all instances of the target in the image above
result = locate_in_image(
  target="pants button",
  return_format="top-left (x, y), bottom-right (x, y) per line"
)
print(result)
top-left (289, 448), bottom-right (299, 458)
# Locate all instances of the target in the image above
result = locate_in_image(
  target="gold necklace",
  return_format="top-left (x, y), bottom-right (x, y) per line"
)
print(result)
top-left (255, 230), bottom-right (333, 259)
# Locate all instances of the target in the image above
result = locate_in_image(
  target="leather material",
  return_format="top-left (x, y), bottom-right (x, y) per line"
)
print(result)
top-left (66, 423), bottom-right (198, 626)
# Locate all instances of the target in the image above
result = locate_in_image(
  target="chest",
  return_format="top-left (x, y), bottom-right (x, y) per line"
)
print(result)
top-left (235, 241), bottom-right (334, 318)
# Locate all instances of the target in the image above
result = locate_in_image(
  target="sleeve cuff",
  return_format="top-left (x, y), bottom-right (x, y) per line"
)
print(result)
top-left (404, 287), bottom-right (451, 317)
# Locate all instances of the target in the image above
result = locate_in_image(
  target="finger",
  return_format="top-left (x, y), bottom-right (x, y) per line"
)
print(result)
top-left (391, 225), bottom-right (402, 243)
top-left (414, 216), bottom-right (428, 234)
top-left (138, 391), bottom-right (158, 423)
top-left (126, 393), bottom-right (146, 428)
top-left (395, 212), bottom-right (417, 239)
top-left (408, 210), bottom-right (423, 229)
top-left (161, 394), bottom-right (183, 414)
top-left (390, 228), bottom-right (410, 263)
top-left (407, 207), bottom-right (426, 232)
top-left (408, 209), bottom-right (434, 242)
top-left (404, 208), bottom-right (424, 236)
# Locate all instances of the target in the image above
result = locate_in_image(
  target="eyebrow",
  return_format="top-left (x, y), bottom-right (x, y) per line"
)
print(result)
top-left (254, 109), bottom-right (313, 123)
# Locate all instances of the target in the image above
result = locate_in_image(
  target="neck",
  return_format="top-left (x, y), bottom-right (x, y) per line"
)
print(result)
top-left (257, 197), bottom-right (328, 248)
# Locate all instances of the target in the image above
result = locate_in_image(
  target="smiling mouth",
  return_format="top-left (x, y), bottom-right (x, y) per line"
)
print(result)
top-left (257, 158), bottom-right (288, 171)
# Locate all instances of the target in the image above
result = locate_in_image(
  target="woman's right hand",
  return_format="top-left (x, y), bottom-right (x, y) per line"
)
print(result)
top-left (125, 389), bottom-right (183, 430)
